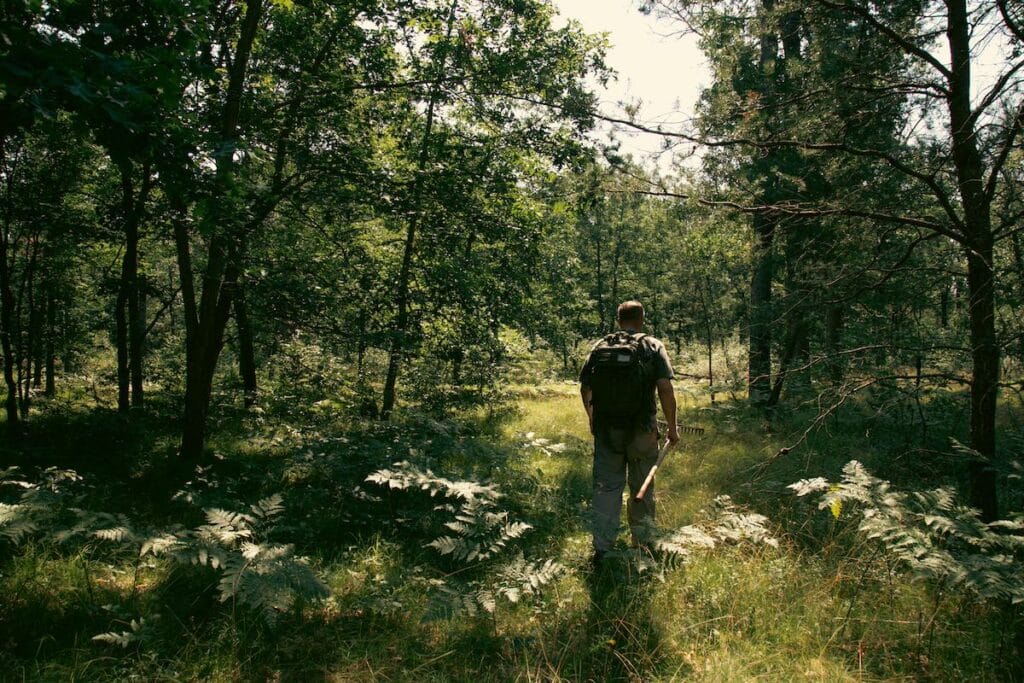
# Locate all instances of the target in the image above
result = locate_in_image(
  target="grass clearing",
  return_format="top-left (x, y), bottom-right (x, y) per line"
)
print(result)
top-left (0, 378), bottom-right (1020, 680)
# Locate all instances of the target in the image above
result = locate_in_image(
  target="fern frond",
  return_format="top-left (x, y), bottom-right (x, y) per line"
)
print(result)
top-left (794, 460), bottom-right (1024, 606)
top-left (250, 494), bottom-right (284, 521)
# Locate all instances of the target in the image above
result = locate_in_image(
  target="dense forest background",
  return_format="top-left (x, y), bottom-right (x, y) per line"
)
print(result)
top-left (1, 0), bottom-right (1023, 680)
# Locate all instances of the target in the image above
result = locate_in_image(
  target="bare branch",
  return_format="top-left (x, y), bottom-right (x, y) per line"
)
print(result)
top-left (985, 100), bottom-right (1024, 208)
top-left (813, 0), bottom-right (953, 80)
top-left (998, 0), bottom-right (1024, 43)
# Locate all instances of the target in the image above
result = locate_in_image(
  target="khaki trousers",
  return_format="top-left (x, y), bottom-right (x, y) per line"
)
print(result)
top-left (591, 423), bottom-right (659, 553)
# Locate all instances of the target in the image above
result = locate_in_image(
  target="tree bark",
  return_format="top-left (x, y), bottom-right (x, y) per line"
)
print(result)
top-left (177, 0), bottom-right (263, 461)
top-left (748, 213), bottom-right (774, 405)
top-left (234, 284), bottom-right (257, 408)
top-left (381, 0), bottom-right (459, 420)
top-left (948, 0), bottom-right (999, 520)
top-left (44, 289), bottom-right (54, 397)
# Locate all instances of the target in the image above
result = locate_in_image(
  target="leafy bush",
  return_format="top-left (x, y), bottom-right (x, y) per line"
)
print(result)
top-left (1, 467), bottom-right (326, 632)
top-left (365, 461), bottom-right (565, 620)
top-left (790, 460), bottom-right (1024, 605)
top-left (649, 495), bottom-right (779, 560)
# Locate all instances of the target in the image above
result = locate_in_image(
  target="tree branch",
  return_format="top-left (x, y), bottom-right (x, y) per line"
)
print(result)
top-left (813, 0), bottom-right (953, 80)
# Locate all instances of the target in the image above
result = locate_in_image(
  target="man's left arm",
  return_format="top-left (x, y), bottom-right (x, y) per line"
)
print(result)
top-left (581, 384), bottom-right (593, 433)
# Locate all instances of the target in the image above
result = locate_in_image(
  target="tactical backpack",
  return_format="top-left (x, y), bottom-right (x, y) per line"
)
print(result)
top-left (585, 332), bottom-right (650, 424)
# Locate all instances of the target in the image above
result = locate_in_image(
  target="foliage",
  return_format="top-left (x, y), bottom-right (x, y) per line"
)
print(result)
top-left (790, 460), bottom-right (1024, 605)
top-left (1, 465), bottom-right (325, 628)
top-left (366, 460), bottom-right (564, 620)
top-left (139, 494), bottom-right (328, 625)
top-left (649, 495), bottom-right (778, 560)
top-left (0, 466), bottom-right (80, 545)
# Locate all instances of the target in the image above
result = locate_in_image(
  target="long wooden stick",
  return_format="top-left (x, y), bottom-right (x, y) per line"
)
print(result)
top-left (635, 426), bottom-right (705, 501)
top-left (636, 441), bottom-right (673, 502)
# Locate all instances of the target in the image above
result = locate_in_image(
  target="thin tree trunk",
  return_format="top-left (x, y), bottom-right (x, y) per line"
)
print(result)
top-left (948, 0), bottom-right (999, 520)
top-left (767, 318), bottom-right (806, 409)
top-left (594, 237), bottom-right (604, 332)
top-left (748, 0), bottom-right (777, 407)
top-left (29, 252), bottom-right (42, 391)
top-left (381, 0), bottom-right (459, 420)
top-left (115, 161), bottom-right (133, 412)
top-left (177, 0), bottom-right (262, 461)
top-left (130, 270), bottom-right (146, 408)
top-left (748, 213), bottom-right (774, 405)
top-left (356, 308), bottom-right (367, 380)
top-left (234, 285), bottom-right (257, 408)
top-left (16, 238), bottom-right (38, 421)
top-left (116, 160), bottom-right (151, 411)
top-left (782, 223), bottom-right (810, 397)
top-left (1010, 231), bottom-right (1024, 300)
top-left (825, 303), bottom-right (844, 383)
top-left (44, 289), bottom-right (55, 397)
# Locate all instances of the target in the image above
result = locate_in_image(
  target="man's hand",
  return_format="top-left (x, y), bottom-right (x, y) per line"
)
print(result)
top-left (665, 425), bottom-right (680, 447)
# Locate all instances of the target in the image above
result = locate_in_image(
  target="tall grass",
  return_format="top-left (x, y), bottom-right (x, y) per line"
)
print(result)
top-left (0, 375), bottom-right (1018, 681)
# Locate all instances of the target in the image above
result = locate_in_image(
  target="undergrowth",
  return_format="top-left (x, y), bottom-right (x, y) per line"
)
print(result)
top-left (0, 374), bottom-right (1021, 681)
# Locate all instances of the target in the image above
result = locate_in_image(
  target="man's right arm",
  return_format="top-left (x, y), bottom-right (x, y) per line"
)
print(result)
top-left (657, 378), bottom-right (678, 445)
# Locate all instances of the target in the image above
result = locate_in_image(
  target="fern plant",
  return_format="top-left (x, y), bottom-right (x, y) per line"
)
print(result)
top-left (2, 467), bottom-right (327, 630)
top-left (92, 617), bottom-right (157, 649)
top-left (366, 461), bottom-right (565, 620)
top-left (647, 495), bottom-right (779, 560)
top-left (427, 498), bottom-right (533, 562)
top-left (789, 460), bottom-right (1024, 605)
top-left (140, 494), bottom-right (328, 624)
top-left (0, 466), bottom-right (80, 545)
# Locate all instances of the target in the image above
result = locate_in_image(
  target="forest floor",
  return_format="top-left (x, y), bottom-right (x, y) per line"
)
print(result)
top-left (0, 378), bottom-right (1021, 681)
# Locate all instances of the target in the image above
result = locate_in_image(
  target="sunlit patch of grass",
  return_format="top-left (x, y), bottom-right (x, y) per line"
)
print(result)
top-left (2, 377), bottom-right (1019, 681)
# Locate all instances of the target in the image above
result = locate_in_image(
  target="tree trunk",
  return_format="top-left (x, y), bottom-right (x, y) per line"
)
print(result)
top-left (44, 289), bottom-right (55, 397)
top-left (175, 0), bottom-right (262, 461)
top-left (748, 0), bottom-right (778, 407)
top-left (29, 256), bottom-right (41, 390)
top-left (939, 280), bottom-right (950, 328)
top-left (748, 213), bottom-right (774, 405)
top-left (825, 303), bottom-right (844, 383)
top-left (767, 317), bottom-right (807, 409)
top-left (948, 0), bottom-right (999, 520)
top-left (594, 236), bottom-right (604, 332)
top-left (113, 159), bottom-right (150, 411)
top-left (115, 161), bottom-right (134, 412)
top-left (782, 223), bottom-right (810, 397)
top-left (16, 238), bottom-right (38, 421)
top-left (356, 308), bottom-right (367, 380)
top-left (965, 237), bottom-right (999, 520)
top-left (234, 284), bottom-right (257, 408)
top-left (381, 0), bottom-right (459, 420)
top-left (130, 271), bottom-right (146, 407)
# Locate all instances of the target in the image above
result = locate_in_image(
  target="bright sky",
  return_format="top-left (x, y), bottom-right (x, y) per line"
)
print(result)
top-left (551, 1), bottom-right (1016, 174)
top-left (551, 0), bottom-right (709, 171)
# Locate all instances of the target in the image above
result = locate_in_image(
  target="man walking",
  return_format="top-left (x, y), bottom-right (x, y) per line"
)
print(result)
top-left (579, 300), bottom-right (677, 565)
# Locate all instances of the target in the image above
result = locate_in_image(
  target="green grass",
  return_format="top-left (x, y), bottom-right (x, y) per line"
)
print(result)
top-left (0, 378), bottom-right (1020, 681)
